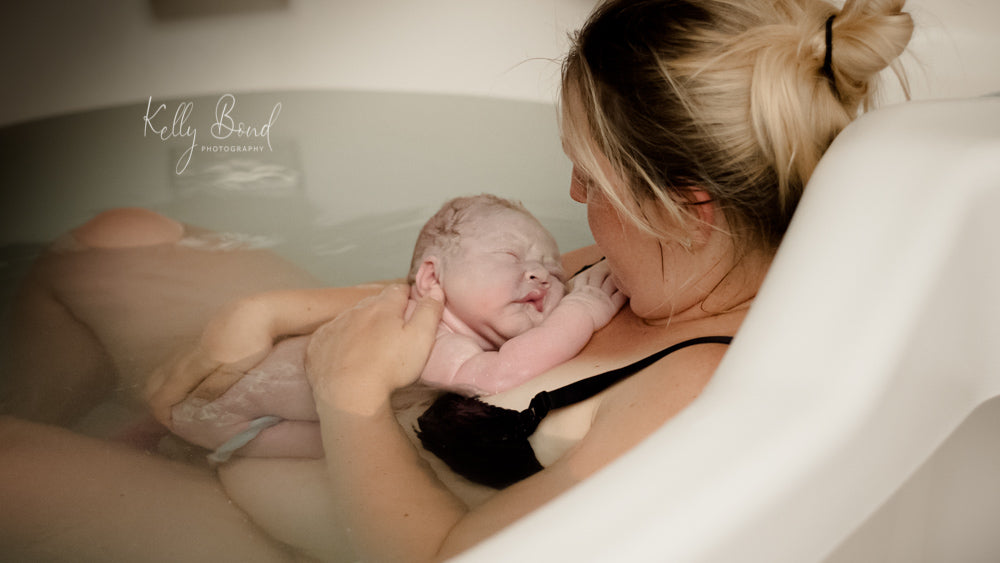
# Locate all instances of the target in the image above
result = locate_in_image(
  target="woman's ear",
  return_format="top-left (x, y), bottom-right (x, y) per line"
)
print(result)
top-left (684, 188), bottom-right (717, 248)
top-left (687, 188), bottom-right (715, 226)
top-left (413, 257), bottom-right (443, 298)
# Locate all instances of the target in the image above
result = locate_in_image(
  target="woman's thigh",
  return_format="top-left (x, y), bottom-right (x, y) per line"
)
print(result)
top-left (51, 216), bottom-right (322, 386)
top-left (0, 416), bottom-right (298, 562)
top-left (220, 457), bottom-right (358, 562)
top-left (5, 209), bottom-right (323, 420)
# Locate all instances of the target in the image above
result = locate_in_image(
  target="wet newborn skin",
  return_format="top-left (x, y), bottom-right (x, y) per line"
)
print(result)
top-left (171, 335), bottom-right (324, 459)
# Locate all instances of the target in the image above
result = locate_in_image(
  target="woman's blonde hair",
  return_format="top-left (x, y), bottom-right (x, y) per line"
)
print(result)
top-left (561, 0), bottom-right (913, 253)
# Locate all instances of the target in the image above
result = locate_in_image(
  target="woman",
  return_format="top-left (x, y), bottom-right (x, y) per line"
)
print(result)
top-left (295, 1), bottom-right (914, 558)
top-left (0, 0), bottom-right (912, 560)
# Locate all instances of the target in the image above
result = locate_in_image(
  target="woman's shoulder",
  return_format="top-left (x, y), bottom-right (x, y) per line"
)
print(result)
top-left (601, 337), bottom-right (729, 420)
top-left (560, 245), bottom-right (603, 277)
top-left (548, 338), bottom-right (726, 479)
top-left (564, 337), bottom-right (729, 475)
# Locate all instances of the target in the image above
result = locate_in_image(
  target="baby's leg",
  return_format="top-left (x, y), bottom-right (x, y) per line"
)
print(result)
top-left (171, 335), bottom-right (322, 459)
top-left (225, 420), bottom-right (324, 459)
top-left (2, 208), bottom-right (321, 430)
top-left (241, 335), bottom-right (316, 419)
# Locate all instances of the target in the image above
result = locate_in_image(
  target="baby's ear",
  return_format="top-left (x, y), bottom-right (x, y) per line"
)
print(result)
top-left (414, 258), bottom-right (443, 298)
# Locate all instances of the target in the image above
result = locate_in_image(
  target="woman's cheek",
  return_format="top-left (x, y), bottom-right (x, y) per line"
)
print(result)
top-left (609, 269), bottom-right (629, 297)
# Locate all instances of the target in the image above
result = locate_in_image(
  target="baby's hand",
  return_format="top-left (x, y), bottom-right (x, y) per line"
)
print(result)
top-left (559, 260), bottom-right (626, 330)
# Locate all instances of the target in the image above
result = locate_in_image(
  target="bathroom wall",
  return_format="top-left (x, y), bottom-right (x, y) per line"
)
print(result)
top-left (1, 0), bottom-right (999, 127)
top-left (0, 0), bottom-right (595, 127)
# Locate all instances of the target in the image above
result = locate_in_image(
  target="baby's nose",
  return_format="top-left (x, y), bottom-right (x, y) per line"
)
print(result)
top-left (525, 264), bottom-right (550, 284)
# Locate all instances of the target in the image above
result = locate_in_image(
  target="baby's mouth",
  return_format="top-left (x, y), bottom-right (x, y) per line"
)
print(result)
top-left (519, 288), bottom-right (548, 313)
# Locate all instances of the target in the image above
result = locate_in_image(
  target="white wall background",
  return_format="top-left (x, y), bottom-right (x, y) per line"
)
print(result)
top-left (0, 0), bottom-right (594, 126)
top-left (1, 0), bottom-right (998, 127)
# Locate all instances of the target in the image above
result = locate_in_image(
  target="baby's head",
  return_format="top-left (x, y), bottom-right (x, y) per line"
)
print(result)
top-left (408, 195), bottom-right (566, 347)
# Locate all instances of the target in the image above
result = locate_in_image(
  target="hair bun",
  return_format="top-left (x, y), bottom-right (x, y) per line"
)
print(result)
top-left (559, 0), bottom-right (915, 255)
top-left (827, 0), bottom-right (913, 107)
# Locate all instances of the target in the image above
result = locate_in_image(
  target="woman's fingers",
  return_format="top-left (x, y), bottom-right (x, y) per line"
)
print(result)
top-left (404, 289), bottom-right (444, 348)
top-left (145, 344), bottom-right (269, 427)
top-left (306, 284), bottom-right (442, 413)
top-left (189, 364), bottom-right (253, 402)
top-left (146, 350), bottom-right (220, 427)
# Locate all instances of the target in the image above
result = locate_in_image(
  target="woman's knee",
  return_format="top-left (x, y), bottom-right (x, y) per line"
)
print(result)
top-left (71, 207), bottom-right (185, 248)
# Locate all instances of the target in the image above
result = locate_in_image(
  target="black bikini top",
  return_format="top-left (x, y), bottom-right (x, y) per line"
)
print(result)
top-left (416, 335), bottom-right (733, 489)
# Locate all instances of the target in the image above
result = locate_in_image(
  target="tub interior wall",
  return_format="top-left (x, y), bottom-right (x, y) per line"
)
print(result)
top-left (2, 0), bottom-right (1000, 128)
top-left (0, 90), bottom-right (593, 284)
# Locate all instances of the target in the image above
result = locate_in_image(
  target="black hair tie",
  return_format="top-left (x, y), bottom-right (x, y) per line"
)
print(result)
top-left (822, 14), bottom-right (839, 98)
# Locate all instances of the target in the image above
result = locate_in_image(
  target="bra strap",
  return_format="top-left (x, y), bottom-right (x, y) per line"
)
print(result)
top-left (516, 336), bottom-right (733, 437)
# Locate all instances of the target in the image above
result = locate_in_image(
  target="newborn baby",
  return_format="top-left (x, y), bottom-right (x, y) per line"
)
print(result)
top-left (170, 194), bottom-right (624, 461)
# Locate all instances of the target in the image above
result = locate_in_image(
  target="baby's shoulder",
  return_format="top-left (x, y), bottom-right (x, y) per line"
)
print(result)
top-left (432, 327), bottom-right (485, 355)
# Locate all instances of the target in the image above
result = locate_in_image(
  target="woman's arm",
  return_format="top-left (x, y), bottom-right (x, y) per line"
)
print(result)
top-left (305, 283), bottom-right (720, 562)
top-left (241, 285), bottom-right (391, 341)
top-left (147, 285), bottom-right (384, 426)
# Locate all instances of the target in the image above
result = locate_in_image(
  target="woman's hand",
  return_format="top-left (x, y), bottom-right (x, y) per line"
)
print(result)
top-left (145, 298), bottom-right (275, 427)
top-left (305, 284), bottom-right (443, 415)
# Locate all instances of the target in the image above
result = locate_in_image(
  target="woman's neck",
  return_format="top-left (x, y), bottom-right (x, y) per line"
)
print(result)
top-left (643, 245), bottom-right (773, 327)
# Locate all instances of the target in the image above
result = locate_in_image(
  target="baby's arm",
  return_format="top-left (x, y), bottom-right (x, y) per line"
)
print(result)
top-left (422, 261), bottom-right (625, 395)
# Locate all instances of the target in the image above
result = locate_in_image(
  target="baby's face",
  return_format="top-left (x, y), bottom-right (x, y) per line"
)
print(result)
top-left (439, 208), bottom-right (565, 347)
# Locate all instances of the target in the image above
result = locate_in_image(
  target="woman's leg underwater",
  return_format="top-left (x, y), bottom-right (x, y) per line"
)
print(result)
top-left (0, 208), bottom-right (328, 559)
top-left (2, 207), bottom-right (322, 428)
top-left (0, 415), bottom-right (299, 562)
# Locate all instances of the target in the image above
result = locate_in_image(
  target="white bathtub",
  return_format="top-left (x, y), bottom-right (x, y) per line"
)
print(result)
top-left (453, 96), bottom-right (1000, 563)
top-left (3, 94), bottom-right (997, 563)
top-left (2, 1), bottom-right (1000, 562)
